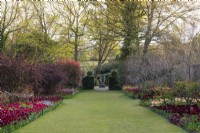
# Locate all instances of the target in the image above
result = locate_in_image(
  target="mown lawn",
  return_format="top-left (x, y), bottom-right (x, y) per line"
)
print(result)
top-left (14, 91), bottom-right (185, 133)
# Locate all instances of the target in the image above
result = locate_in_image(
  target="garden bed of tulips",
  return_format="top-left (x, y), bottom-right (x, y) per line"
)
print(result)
top-left (0, 96), bottom-right (63, 133)
top-left (122, 85), bottom-right (154, 100)
top-left (123, 81), bottom-right (200, 133)
top-left (150, 104), bottom-right (200, 133)
top-left (151, 104), bottom-right (200, 133)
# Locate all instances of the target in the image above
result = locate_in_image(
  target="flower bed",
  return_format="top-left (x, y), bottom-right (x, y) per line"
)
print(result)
top-left (0, 96), bottom-right (63, 133)
top-left (122, 85), bottom-right (155, 100)
top-left (123, 87), bottom-right (140, 99)
top-left (123, 82), bottom-right (200, 133)
top-left (152, 104), bottom-right (200, 133)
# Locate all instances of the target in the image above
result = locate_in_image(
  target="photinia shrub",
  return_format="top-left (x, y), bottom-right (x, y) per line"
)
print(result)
top-left (58, 59), bottom-right (82, 87)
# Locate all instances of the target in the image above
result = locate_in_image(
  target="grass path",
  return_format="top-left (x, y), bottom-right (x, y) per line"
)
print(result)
top-left (14, 91), bottom-right (185, 133)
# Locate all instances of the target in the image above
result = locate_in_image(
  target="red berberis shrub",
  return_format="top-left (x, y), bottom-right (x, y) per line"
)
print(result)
top-left (0, 54), bottom-right (43, 94)
top-left (0, 54), bottom-right (67, 95)
top-left (40, 64), bottom-right (66, 95)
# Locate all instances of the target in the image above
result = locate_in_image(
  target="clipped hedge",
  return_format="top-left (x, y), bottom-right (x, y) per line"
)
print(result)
top-left (82, 77), bottom-right (94, 90)
top-left (105, 74), bottom-right (110, 86)
top-left (109, 77), bottom-right (120, 90)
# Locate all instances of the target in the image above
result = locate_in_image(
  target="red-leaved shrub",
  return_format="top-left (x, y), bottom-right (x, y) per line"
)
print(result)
top-left (0, 55), bottom-right (82, 97)
top-left (0, 55), bottom-right (43, 94)
top-left (58, 59), bottom-right (82, 87)
top-left (40, 64), bottom-right (66, 95)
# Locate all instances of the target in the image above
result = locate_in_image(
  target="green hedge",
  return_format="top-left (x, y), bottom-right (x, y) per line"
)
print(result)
top-left (82, 76), bottom-right (94, 90)
top-left (105, 74), bottom-right (110, 86)
top-left (109, 77), bottom-right (120, 90)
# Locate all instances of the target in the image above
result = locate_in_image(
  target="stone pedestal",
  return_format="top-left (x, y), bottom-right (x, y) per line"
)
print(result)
top-left (99, 84), bottom-right (106, 88)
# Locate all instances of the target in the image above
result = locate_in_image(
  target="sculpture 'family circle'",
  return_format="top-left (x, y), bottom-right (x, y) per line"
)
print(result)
top-left (99, 75), bottom-right (106, 88)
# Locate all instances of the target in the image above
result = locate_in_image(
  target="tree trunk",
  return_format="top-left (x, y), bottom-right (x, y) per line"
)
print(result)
top-left (0, 29), bottom-right (6, 52)
top-left (143, 37), bottom-right (152, 55)
top-left (95, 60), bottom-right (102, 76)
top-left (0, 34), bottom-right (9, 52)
top-left (74, 32), bottom-right (78, 61)
top-left (0, 36), bottom-right (4, 52)
top-left (74, 17), bottom-right (79, 61)
top-left (74, 43), bottom-right (78, 61)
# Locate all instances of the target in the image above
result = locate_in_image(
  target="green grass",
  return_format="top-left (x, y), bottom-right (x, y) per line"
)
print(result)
top-left (14, 91), bottom-right (186, 133)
